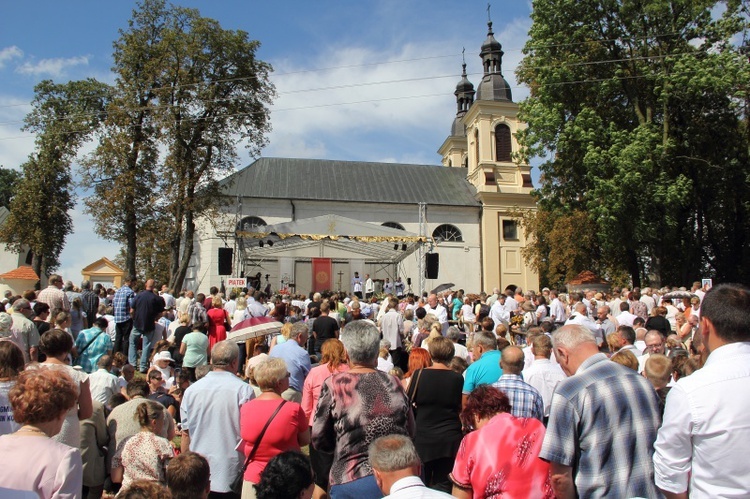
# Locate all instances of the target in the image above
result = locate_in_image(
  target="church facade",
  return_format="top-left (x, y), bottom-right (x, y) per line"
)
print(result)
top-left (185, 22), bottom-right (538, 296)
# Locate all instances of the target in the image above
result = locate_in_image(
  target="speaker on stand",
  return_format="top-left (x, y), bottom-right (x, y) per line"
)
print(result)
top-left (425, 253), bottom-right (439, 279)
top-left (218, 247), bottom-right (233, 276)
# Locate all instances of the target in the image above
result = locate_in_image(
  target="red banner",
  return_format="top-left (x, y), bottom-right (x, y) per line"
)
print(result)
top-left (311, 258), bottom-right (332, 292)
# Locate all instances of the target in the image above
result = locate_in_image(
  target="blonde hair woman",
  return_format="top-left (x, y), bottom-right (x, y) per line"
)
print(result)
top-left (234, 296), bottom-right (249, 324)
top-left (269, 323), bottom-right (293, 352)
top-left (239, 358), bottom-right (310, 498)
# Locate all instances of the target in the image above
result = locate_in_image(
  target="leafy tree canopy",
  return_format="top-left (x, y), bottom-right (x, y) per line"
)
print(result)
top-left (517, 0), bottom-right (750, 286)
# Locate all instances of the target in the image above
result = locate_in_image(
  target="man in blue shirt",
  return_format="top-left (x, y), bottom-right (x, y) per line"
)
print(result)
top-left (269, 321), bottom-right (311, 402)
top-left (181, 341), bottom-right (254, 496)
top-left (112, 275), bottom-right (135, 356)
top-left (462, 331), bottom-right (503, 406)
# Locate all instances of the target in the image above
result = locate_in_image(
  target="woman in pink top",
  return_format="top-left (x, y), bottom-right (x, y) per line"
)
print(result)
top-left (301, 338), bottom-right (349, 493)
top-left (450, 385), bottom-right (553, 498)
top-left (0, 367), bottom-right (82, 498)
top-left (239, 358), bottom-right (309, 499)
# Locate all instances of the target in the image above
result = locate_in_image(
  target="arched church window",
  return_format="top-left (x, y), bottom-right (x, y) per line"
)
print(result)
top-left (432, 224), bottom-right (463, 242)
top-left (495, 124), bottom-right (512, 162)
top-left (382, 222), bottom-right (405, 231)
top-left (237, 216), bottom-right (267, 232)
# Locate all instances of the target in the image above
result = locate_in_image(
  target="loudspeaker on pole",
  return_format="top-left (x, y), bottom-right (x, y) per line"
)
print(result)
top-left (425, 253), bottom-right (439, 279)
top-left (218, 247), bottom-right (233, 276)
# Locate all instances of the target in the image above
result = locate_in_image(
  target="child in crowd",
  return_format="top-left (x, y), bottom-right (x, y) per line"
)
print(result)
top-left (111, 400), bottom-right (174, 489)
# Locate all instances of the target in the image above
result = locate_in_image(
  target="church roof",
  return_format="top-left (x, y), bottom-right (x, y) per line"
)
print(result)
top-left (219, 157), bottom-right (480, 207)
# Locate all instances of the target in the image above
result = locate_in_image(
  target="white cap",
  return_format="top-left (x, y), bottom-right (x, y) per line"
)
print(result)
top-left (154, 350), bottom-right (174, 363)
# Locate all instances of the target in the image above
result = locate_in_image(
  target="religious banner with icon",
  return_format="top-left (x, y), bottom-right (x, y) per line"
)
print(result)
top-left (312, 258), bottom-right (332, 292)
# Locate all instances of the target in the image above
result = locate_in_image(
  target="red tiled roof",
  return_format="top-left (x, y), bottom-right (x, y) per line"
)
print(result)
top-left (567, 270), bottom-right (608, 285)
top-left (0, 266), bottom-right (40, 281)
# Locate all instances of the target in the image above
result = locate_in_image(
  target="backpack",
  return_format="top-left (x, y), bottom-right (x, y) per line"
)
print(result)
top-left (477, 303), bottom-right (490, 320)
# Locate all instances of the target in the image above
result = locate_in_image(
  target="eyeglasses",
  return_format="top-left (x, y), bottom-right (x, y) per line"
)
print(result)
top-left (152, 376), bottom-right (163, 381)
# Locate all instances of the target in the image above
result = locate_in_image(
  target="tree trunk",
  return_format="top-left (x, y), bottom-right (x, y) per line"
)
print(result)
top-left (626, 248), bottom-right (641, 289)
top-left (172, 210), bottom-right (195, 292)
top-left (32, 254), bottom-right (44, 289)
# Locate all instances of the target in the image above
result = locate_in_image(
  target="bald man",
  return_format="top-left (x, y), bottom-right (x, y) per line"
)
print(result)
top-left (491, 346), bottom-right (544, 421)
top-left (129, 278), bottom-right (166, 372)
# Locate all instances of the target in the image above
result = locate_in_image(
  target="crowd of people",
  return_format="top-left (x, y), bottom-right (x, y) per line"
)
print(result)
top-left (0, 274), bottom-right (748, 498)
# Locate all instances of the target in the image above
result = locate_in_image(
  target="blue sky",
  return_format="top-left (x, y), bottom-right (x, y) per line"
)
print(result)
top-left (0, 0), bottom-right (534, 281)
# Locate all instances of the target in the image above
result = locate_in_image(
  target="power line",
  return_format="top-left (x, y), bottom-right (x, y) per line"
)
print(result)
top-left (0, 61), bottom-right (724, 142)
top-left (0, 51), bottom-right (705, 129)
top-left (0, 28), bottom-right (709, 114)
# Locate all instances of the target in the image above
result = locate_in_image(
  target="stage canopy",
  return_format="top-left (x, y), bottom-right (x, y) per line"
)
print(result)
top-left (236, 214), bottom-right (427, 263)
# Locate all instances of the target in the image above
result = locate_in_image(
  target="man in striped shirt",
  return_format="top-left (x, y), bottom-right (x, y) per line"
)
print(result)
top-left (540, 324), bottom-right (661, 498)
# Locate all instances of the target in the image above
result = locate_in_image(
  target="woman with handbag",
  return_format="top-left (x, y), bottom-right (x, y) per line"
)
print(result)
top-left (312, 321), bottom-right (414, 499)
top-left (407, 336), bottom-right (464, 493)
top-left (238, 358), bottom-right (310, 499)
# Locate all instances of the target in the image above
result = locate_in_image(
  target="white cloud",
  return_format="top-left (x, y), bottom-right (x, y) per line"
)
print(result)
top-left (262, 16), bottom-right (532, 164)
top-left (264, 133), bottom-right (327, 159)
top-left (0, 96), bottom-right (34, 169)
top-left (0, 46), bottom-right (23, 69)
top-left (16, 55), bottom-right (89, 78)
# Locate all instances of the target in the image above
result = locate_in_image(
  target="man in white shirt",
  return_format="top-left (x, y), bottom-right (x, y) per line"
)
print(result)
top-left (446, 326), bottom-right (470, 362)
top-left (88, 354), bottom-right (120, 407)
top-left (522, 334), bottom-right (565, 420)
top-left (640, 287), bottom-right (656, 313)
top-left (380, 297), bottom-right (405, 370)
top-left (548, 290), bottom-right (566, 325)
top-left (424, 293), bottom-right (448, 335)
top-left (489, 295), bottom-right (510, 330)
top-left (565, 302), bottom-right (603, 347)
top-left (616, 301), bottom-right (638, 327)
top-left (223, 291), bottom-right (237, 317)
top-left (159, 285), bottom-right (176, 310)
top-left (369, 434), bottom-right (453, 498)
top-left (654, 283), bottom-right (750, 498)
top-left (502, 289), bottom-right (518, 314)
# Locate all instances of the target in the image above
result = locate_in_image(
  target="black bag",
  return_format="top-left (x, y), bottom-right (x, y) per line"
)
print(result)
top-left (230, 400), bottom-right (287, 495)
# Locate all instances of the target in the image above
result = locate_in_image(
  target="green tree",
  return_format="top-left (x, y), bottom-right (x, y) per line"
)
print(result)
top-left (517, 0), bottom-right (750, 286)
top-left (83, 0), bottom-right (275, 290)
top-left (0, 167), bottom-right (21, 209)
top-left (81, 0), bottom-right (165, 278)
top-left (0, 80), bottom-right (108, 280)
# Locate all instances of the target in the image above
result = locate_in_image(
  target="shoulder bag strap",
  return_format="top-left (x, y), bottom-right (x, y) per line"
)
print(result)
top-left (406, 368), bottom-right (424, 404)
top-left (78, 330), bottom-right (104, 358)
top-left (239, 399), bottom-right (287, 473)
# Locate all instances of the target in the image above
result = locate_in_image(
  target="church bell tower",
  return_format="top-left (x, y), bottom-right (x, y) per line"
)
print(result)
top-left (439, 17), bottom-right (538, 292)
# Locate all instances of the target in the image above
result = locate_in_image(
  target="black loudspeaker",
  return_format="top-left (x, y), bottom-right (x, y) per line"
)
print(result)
top-left (425, 253), bottom-right (439, 279)
top-left (218, 248), bottom-right (233, 275)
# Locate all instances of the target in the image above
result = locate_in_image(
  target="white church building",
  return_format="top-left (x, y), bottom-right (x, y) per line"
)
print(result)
top-left (185, 21), bottom-right (538, 296)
